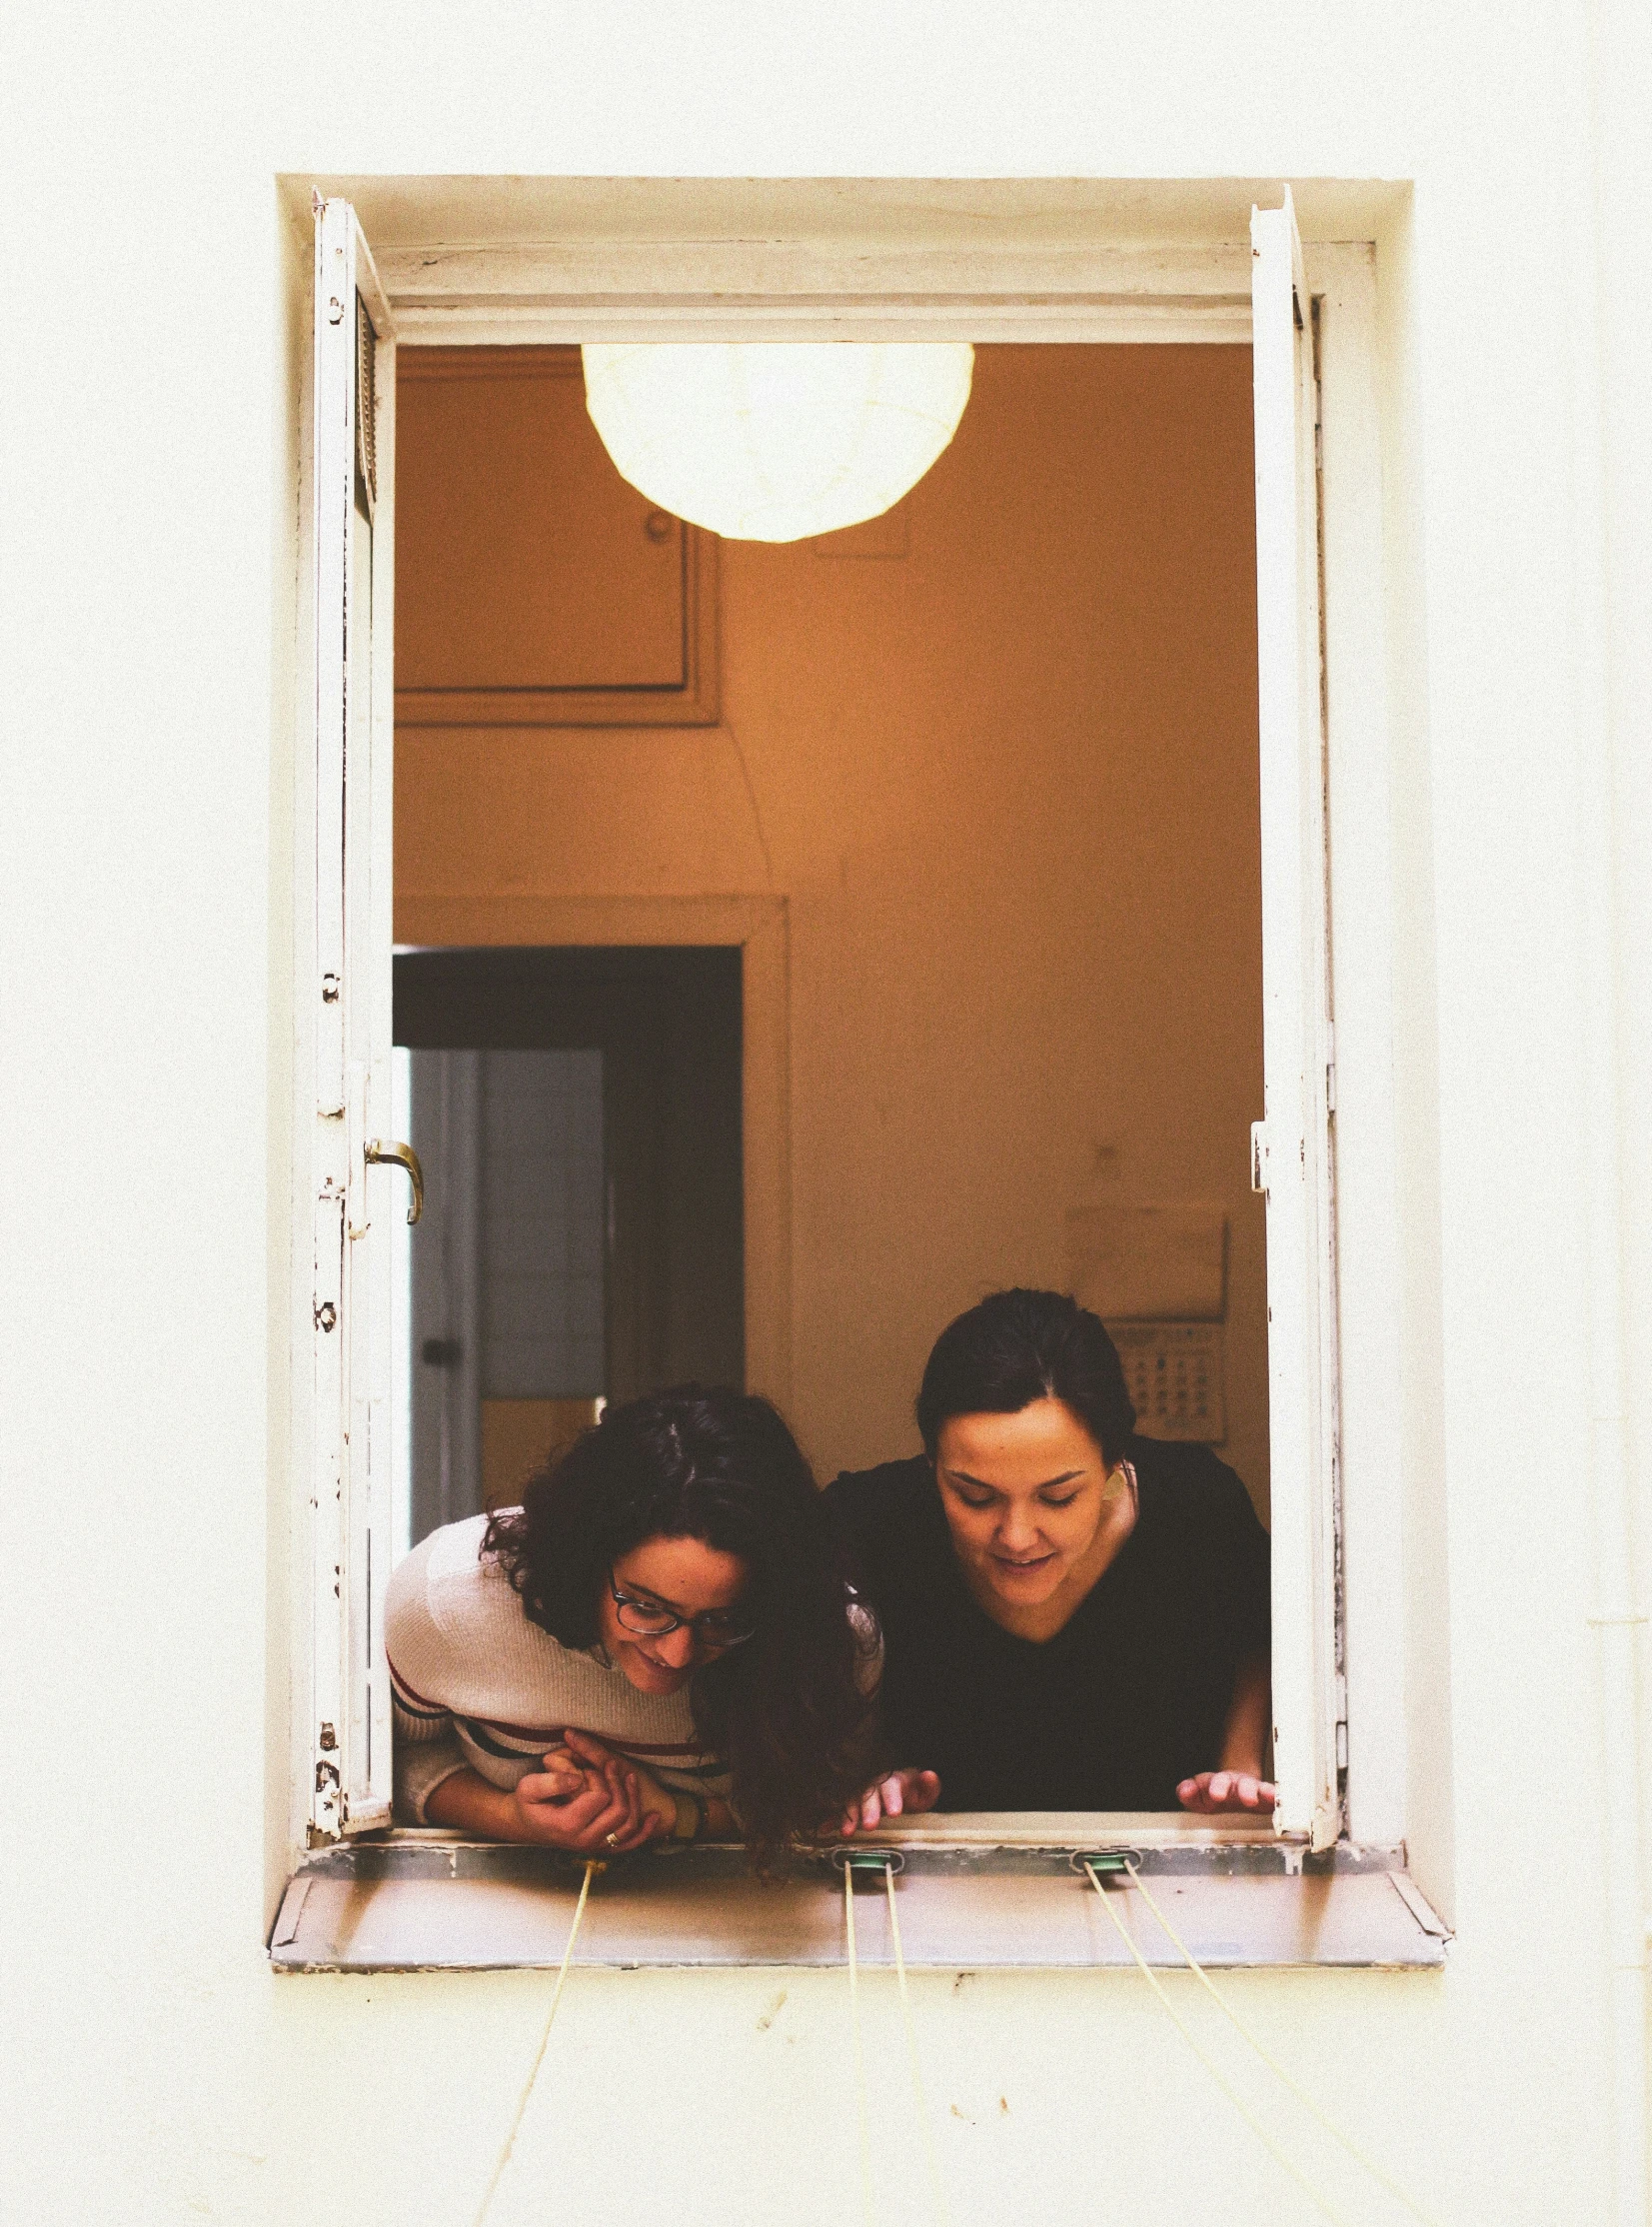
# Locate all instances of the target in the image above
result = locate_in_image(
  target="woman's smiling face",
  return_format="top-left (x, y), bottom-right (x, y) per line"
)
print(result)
top-left (934, 1397), bottom-right (1118, 1613)
top-left (597, 1533), bottom-right (750, 1696)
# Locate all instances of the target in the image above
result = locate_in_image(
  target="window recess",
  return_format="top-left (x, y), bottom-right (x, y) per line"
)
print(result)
top-left (283, 188), bottom-right (1385, 1942)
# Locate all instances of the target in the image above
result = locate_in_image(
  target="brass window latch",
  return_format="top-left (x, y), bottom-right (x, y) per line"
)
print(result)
top-left (365, 1139), bottom-right (424, 1224)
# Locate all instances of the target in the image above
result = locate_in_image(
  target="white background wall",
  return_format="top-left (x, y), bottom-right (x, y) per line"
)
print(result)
top-left (3, 4), bottom-right (1650, 2225)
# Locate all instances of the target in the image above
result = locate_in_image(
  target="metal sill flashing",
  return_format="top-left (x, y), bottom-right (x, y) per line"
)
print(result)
top-left (270, 1819), bottom-right (1449, 1973)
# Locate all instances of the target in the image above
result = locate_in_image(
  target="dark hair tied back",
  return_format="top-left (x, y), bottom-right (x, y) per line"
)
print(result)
top-left (915, 1287), bottom-right (1136, 1463)
top-left (484, 1387), bottom-right (877, 1869)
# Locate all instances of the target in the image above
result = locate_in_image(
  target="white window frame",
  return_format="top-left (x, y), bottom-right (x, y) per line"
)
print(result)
top-left (288, 198), bottom-right (399, 1843)
top-left (1249, 191), bottom-right (1341, 1849)
top-left (281, 185), bottom-right (1411, 1889)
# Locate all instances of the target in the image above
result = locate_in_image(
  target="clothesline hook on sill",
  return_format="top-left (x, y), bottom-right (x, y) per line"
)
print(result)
top-left (1069, 1848), bottom-right (1145, 1881)
top-left (830, 1846), bottom-right (907, 1888)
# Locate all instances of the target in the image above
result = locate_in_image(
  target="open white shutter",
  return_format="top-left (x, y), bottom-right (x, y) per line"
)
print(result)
top-left (1250, 191), bottom-right (1342, 1849)
top-left (307, 199), bottom-right (398, 1837)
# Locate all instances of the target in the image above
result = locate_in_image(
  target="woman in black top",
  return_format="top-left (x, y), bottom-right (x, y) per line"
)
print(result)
top-left (827, 1288), bottom-right (1274, 1825)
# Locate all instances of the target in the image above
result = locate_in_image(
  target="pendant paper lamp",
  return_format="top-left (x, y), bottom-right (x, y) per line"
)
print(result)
top-left (582, 342), bottom-right (974, 543)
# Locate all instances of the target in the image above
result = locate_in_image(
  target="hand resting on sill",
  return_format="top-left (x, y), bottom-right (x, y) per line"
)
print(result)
top-left (833, 1758), bottom-right (1279, 1829)
top-left (837, 1765), bottom-right (943, 1836)
top-left (1177, 1646), bottom-right (1277, 1813)
top-left (1175, 1768), bottom-right (1278, 1814)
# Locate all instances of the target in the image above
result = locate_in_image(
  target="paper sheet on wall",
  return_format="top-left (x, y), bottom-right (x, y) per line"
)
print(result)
top-left (1065, 1201), bottom-right (1228, 1321)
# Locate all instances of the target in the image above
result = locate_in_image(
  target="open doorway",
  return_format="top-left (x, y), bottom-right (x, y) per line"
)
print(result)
top-left (392, 946), bottom-right (743, 1545)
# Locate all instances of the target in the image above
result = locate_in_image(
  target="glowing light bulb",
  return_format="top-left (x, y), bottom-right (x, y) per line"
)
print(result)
top-left (582, 342), bottom-right (974, 543)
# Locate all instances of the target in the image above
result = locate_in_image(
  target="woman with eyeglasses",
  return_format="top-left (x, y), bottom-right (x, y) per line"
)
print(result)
top-left (386, 1386), bottom-right (879, 1868)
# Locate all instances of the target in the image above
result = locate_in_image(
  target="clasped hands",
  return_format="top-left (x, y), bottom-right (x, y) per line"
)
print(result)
top-left (506, 1727), bottom-right (676, 1853)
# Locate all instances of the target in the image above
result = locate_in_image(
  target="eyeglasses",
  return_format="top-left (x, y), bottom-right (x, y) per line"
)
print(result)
top-left (608, 1571), bottom-right (756, 1651)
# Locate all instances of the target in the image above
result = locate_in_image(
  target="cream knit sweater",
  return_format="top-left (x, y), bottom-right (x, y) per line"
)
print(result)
top-left (387, 1513), bottom-right (735, 1824)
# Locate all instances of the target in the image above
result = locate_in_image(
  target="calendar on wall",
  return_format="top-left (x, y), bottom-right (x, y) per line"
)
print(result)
top-left (1108, 1321), bottom-right (1226, 1443)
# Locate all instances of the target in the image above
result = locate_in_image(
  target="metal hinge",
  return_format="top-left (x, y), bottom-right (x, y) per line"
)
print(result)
top-left (1325, 1021), bottom-right (1337, 1115)
top-left (1335, 1672), bottom-right (1349, 1772)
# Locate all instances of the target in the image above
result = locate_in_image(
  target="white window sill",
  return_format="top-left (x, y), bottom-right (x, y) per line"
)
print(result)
top-left (270, 1816), bottom-right (1449, 1972)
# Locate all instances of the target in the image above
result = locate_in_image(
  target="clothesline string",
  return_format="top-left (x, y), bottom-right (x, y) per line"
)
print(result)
top-left (1121, 1860), bottom-right (1446, 2227)
top-left (472, 1857), bottom-right (602, 2227)
top-left (470, 1849), bottom-right (1440, 2227)
top-left (844, 1859), bottom-right (876, 2227)
top-left (1083, 1861), bottom-right (1355, 2227)
top-left (883, 1861), bottom-right (952, 2227)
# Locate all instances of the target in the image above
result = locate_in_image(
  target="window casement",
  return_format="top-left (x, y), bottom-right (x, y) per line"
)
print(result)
top-left (276, 186), bottom-right (1433, 1966)
top-left (1248, 192), bottom-right (1341, 1851)
top-left (293, 198), bottom-right (399, 1843)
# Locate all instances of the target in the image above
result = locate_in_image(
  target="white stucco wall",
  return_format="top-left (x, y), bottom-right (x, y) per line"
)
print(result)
top-left (4, 4), bottom-right (1651, 2224)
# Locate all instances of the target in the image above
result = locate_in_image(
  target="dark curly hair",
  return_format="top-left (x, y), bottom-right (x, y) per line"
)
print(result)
top-left (484, 1386), bottom-right (878, 1869)
top-left (915, 1287), bottom-right (1138, 1464)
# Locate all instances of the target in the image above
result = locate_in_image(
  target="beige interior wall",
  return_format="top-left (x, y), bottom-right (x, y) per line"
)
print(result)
top-left (397, 344), bottom-right (1268, 1510)
top-left (481, 1397), bottom-right (604, 1507)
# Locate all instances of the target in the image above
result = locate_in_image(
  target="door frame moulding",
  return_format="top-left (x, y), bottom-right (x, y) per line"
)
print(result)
top-left (396, 895), bottom-right (792, 1411)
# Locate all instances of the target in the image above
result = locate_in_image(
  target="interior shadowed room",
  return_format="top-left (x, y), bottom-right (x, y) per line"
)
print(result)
top-left (392, 341), bottom-right (1269, 1571)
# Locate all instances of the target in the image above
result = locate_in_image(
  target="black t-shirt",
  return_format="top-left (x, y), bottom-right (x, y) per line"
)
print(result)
top-left (826, 1438), bottom-right (1270, 1812)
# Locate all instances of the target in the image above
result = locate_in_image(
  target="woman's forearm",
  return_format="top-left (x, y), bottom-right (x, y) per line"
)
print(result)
top-left (427, 1760), bottom-right (739, 1844)
top-left (1217, 1650), bottom-right (1272, 1776)
top-left (424, 1767), bottom-right (529, 1840)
